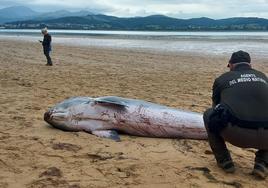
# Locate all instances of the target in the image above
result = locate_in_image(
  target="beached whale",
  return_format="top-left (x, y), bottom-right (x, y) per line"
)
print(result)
top-left (44, 96), bottom-right (207, 141)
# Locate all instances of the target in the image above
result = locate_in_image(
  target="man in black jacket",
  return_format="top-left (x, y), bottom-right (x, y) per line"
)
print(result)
top-left (203, 51), bottom-right (268, 179)
top-left (40, 27), bottom-right (52, 66)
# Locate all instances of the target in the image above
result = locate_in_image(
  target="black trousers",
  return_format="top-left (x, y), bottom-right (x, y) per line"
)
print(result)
top-left (44, 51), bottom-right (52, 65)
top-left (203, 108), bottom-right (268, 165)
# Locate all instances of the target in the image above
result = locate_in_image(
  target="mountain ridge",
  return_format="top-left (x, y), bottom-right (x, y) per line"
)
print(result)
top-left (0, 6), bottom-right (93, 24)
top-left (1, 6), bottom-right (268, 31)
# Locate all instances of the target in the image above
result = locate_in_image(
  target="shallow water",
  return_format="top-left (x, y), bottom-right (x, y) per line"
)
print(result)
top-left (1, 29), bottom-right (268, 58)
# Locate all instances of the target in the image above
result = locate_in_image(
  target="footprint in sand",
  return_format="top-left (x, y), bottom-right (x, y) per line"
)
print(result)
top-left (39, 167), bottom-right (62, 178)
top-left (29, 167), bottom-right (80, 188)
top-left (51, 142), bottom-right (82, 152)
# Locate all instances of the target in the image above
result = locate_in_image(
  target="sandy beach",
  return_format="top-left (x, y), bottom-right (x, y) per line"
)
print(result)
top-left (0, 39), bottom-right (267, 188)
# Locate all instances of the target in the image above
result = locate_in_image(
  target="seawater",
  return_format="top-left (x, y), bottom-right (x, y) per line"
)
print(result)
top-left (1, 29), bottom-right (268, 58)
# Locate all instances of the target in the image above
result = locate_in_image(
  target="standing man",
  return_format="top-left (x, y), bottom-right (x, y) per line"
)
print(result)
top-left (203, 51), bottom-right (268, 179)
top-left (40, 27), bottom-right (53, 66)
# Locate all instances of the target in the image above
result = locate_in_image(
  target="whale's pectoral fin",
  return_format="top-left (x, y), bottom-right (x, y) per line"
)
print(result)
top-left (92, 130), bottom-right (121, 142)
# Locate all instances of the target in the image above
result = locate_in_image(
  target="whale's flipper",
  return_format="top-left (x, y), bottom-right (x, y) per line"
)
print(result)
top-left (92, 130), bottom-right (121, 141)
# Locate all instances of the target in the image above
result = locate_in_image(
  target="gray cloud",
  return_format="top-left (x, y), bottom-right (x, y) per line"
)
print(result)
top-left (1, 0), bottom-right (268, 18)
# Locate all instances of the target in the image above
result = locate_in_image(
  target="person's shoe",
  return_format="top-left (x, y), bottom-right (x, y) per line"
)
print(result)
top-left (252, 162), bottom-right (268, 180)
top-left (217, 159), bottom-right (235, 173)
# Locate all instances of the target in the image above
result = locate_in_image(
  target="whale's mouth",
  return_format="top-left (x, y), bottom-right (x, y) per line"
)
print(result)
top-left (44, 111), bottom-right (52, 123)
top-left (44, 110), bottom-right (78, 131)
top-left (44, 110), bottom-right (69, 123)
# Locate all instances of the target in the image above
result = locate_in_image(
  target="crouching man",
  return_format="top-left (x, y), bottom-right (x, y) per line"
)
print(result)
top-left (204, 50), bottom-right (268, 179)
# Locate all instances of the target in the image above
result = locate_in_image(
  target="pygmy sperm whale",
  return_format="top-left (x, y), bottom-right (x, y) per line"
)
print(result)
top-left (44, 96), bottom-right (207, 141)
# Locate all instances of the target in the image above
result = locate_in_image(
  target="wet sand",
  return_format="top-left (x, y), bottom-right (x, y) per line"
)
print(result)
top-left (0, 39), bottom-right (267, 188)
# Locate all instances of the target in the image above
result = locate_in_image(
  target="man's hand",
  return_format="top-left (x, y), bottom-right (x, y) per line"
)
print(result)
top-left (38, 40), bottom-right (42, 43)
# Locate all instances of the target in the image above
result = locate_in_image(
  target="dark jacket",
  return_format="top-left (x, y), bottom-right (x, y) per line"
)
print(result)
top-left (42, 33), bottom-right (52, 53)
top-left (212, 63), bottom-right (268, 127)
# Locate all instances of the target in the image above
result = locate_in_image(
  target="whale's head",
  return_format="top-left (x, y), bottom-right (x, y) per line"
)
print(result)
top-left (44, 97), bottom-right (94, 131)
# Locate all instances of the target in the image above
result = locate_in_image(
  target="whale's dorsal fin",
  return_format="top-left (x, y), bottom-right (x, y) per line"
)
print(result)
top-left (94, 96), bottom-right (127, 109)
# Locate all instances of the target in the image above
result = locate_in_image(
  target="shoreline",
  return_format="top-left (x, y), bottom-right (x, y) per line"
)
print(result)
top-left (1, 34), bottom-right (268, 59)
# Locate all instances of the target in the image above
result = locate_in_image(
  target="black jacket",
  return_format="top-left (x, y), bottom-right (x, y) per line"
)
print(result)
top-left (42, 33), bottom-right (52, 53)
top-left (212, 63), bottom-right (268, 124)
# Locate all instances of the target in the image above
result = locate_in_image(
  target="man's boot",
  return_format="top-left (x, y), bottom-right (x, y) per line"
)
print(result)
top-left (252, 150), bottom-right (268, 179)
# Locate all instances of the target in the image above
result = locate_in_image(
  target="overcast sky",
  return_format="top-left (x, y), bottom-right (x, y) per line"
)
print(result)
top-left (1, 0), bottom-right (268, 18)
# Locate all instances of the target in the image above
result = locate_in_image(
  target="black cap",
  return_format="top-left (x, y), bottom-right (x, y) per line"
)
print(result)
top-left (228, 50), bottom-right (251, 67)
